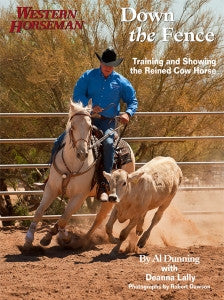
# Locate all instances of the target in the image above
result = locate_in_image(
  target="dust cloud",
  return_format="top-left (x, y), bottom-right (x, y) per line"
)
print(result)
top-left (117, 190), bottom-right (224, 251)
top-left (57, 190), bottom-right (224, 252)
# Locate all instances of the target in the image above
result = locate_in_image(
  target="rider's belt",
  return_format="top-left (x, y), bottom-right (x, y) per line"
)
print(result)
top-left (92, 115), bottom-right (114, 121)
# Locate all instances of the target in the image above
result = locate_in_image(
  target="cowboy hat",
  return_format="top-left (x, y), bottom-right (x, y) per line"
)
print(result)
top-left (95, 47), bottom-right (123, 67)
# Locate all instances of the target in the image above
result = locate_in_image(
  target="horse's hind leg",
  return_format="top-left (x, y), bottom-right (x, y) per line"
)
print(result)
top-left (85, 202), bottom-right (114, 238)
top-left (24, 185), bottom-right (59, 248)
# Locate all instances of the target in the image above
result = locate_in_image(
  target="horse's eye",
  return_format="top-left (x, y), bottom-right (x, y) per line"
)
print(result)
top-left (122, 181), bottom-right (126, 186)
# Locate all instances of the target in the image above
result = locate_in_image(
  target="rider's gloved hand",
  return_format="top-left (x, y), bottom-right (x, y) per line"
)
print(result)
top-left (92, 106), bottom-right (103, 113)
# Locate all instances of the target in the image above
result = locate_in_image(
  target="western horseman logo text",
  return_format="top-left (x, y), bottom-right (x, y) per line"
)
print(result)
top-left (9, 7), bottom-right (84, 33)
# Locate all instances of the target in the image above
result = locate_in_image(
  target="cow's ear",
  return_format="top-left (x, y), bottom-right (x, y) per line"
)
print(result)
top-left (103, 171), bottom-right (111, 182)
top-left (128, 172), bottom-right (144, 184)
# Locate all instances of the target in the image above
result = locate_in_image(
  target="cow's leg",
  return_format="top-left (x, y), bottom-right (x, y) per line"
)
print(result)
top-left (24, 184), bottom-right (59, 248)
top-left (137, 202), bottom-right (170, 248)
top-left (86, 202), bottom-right (114, 238)
top-left (111, 218), bottom-right (137, 254)
top-left (106, 207), bottom-right (119, 244)
top-left (136, 212), bottom-right (147, 236)
top-left (57, 194), bottom-right (86, 244)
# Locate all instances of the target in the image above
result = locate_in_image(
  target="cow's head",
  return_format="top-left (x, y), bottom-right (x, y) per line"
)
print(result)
top-left (103, 170), bottom-right (144, 203)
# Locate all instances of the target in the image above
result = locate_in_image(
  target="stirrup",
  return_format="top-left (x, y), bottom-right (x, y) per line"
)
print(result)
top-left (33, 176), bottom-right (49, 189)
top-left (33, 182), bottom-right (45, 188)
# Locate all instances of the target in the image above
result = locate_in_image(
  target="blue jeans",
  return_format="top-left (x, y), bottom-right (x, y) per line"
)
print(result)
top-left (50, 118), bottom-right (115, 173)
top-left (93, 118), bottom-right (115, 173)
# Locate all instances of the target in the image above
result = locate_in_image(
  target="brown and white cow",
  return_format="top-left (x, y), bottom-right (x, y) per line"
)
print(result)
top-left (103, 156), bottom-right (182, 253)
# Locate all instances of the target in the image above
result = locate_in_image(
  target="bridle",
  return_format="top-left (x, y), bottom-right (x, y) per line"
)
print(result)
top-left (69, 111), bottom-right (92, 152)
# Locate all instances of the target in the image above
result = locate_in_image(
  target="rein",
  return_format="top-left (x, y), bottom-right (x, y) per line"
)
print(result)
top-left (89, 124), bottom-right (123, 150)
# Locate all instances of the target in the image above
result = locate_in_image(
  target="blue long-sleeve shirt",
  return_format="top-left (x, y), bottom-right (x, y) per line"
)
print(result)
top-left (73, 68), bottom-right (138, 118)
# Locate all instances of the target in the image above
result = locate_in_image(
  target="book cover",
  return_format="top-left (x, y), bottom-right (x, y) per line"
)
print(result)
top-left (0, 0), bottom-right (223, 299)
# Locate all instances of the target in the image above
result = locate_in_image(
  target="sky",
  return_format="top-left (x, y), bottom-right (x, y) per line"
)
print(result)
top-left (171, 0), bottom-right (224, 17)
top-left (0, 0), bottom-right (224, 16)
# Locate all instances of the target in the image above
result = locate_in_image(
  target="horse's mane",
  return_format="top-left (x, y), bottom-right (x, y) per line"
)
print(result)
top-left (68, 101), bottom-right (84, 118)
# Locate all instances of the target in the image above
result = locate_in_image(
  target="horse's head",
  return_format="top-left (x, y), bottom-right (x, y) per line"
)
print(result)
top-left (68, 99), bottom-right (92, 161)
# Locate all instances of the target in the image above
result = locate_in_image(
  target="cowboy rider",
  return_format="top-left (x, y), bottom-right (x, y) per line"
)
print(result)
top-left (45, 48), bottom-right (138, 201)
top-left (72, 48), bottom-right (138, 201)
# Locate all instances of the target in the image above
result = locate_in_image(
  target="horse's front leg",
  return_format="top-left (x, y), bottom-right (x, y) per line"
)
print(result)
top-left (24, 184), bottom-right (59, 248)
top-left (57, 194), bottom-right (86, 244)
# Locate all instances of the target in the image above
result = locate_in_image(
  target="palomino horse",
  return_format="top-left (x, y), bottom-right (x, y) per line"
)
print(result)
top-left (24, 100), bottom-right (135, 248)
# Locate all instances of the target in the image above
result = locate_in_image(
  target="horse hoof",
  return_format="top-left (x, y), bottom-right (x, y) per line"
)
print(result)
top-left (17, 244), bottom-right (30, 254)
top-left (24, 234), bottom-right (33, 247)
top-left (109, 249), bottom-right (118, 259)
top-left (109, 244), bottom-right (121, 258)
top-left (23, 240), bottom-right (33, 249)
top-left (18, 240), bottom-right (33, 254)
top-left (40, 232), bottom-right (52, 246)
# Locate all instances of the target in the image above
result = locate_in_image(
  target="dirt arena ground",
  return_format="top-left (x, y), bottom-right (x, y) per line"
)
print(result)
top-left (0, 191), bottom-right (223, 300)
